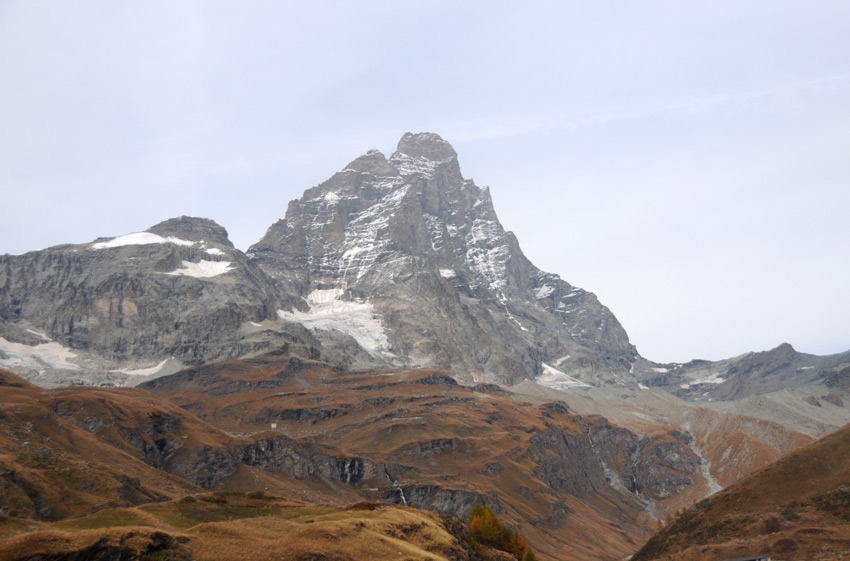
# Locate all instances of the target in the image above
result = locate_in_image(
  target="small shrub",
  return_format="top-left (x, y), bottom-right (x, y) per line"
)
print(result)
top-left (764, 517), bottom-right (782, 534)
top-left (772, 538), bottom-right (799, 554)
top-left (179, 496), bottom-right (198, 504)
top-left (247, 491), bottom-right (265, 500)
top-left (781, 508), bottom-right (800, 521)
top-left (346, 501), bottom-right (385, 511)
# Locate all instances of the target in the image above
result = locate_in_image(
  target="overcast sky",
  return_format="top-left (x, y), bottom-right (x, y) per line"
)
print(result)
top-left (1, 2), bottom-right (848, 363)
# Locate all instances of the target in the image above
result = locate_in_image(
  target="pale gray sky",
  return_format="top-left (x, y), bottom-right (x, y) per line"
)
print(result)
top-left (1, 1), bottom-right (848, 363)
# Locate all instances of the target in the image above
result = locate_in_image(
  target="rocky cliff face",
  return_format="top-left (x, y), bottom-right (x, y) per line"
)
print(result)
top-left (0, 217), bottom-right (321, 386)
top-left (250, 132), bottom-right (635, 385)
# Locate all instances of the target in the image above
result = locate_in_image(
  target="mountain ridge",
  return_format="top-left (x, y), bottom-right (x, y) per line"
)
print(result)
top-left (1, 133), bottom-right (848, 398)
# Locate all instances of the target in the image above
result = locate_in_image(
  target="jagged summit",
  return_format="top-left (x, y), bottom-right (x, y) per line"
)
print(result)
top-left (395, 131), bottom-right (458, 161)
top-left (250, 132), bottom-right (635, 385)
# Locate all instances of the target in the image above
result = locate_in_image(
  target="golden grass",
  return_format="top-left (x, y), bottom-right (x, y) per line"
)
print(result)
top-left (0, 499), bottom-right (467, 561)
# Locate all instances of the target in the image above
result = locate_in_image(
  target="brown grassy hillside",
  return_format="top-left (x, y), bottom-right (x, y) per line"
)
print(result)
top-left (0, 371), bottom-right (199, 519)
top-left (141, 355), bottom-right (717, 561)
top-left (0, 493), bottom-right (521, 561)
top-left (632, 421), bottom-right (850, 561)
top-left (0, 354), bottom-right (824, 561)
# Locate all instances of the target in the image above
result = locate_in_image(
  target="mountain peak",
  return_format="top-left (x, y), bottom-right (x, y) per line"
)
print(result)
top-left (250, 133), bottom-right (634, 385)
top-left (395, 132), bottom-right (457, 162)
top-left (147, 216), bottom-right (233, 247)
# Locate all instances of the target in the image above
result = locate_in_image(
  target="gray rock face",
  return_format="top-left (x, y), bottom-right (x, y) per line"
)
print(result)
top-left (528, 417), bottom-right (700, 502)
top-left (250, 132), bottom-right (636, 385)
top-left (381, 484), bottom-right (503, 519)
top-left (0, 216), bottom-right (321, 386)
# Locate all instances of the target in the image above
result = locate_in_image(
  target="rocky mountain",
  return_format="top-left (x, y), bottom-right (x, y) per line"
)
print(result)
top-left (0, 135), bottom-right (636, 388)
top-left (250, 132), bottom-right (635, 386)
top-left (3, 132), bottom-right (846, 396)
top-left (634, 343), bottom-right (850, 402)
top-left (0, 217), bottom-right (323, 387)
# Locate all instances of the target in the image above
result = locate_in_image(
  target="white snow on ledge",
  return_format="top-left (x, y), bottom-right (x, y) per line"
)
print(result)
top-left (91, 232), bottom-right (196, 249)
top-left (0, 336), bottom-right (80, 372)
top-left (205, 248), bottom-right (225, 256)
top-left (537, 362), bottom-right (591, 391)
top-left (277, 288), bottom-right (391, 356)
top-left (439, 269), bottom-right (457, 279)
top-left (165, 260), bottom-right (234, 278)
top-left (118, 358), bottom-right (176, 376)
top-left (535, 285), bottom-right (555, 299)
top-left (680, 372), bottom-right (727, 389)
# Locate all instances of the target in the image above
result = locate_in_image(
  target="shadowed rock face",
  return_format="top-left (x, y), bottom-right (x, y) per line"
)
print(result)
top-left (250, 132), bottom-right (635, 385)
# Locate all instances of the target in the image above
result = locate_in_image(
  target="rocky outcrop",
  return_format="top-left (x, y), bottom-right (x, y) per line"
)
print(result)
top-left (381, 484), bottom-right (503, 519)
top-left (241, 435), bottom-right (378, 484)
top-left (527, 417), bottom-right (700, 502)
top-left (0, 470), bottom-right (54, 520)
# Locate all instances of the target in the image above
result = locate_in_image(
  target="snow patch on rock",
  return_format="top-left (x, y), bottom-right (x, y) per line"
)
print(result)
top-left (165, 260), bottom-right (234, 278)
top-left (439, 269), bottom-right (457, 279)
top-left (337, 185), bottom-right (409, 281)
top-left (0, 337), bottom-right (80, 372)
top-left (277, 288), bottom-right (391, 357)
top-left (537, 362), bottom-right (591, 390)
top-left (535, 285), bottom-right (555, 299)
top-left (680, 372), bottom-right (727, 389)
top-left (91, 232), bottom-right (196, 250)
top-left (389, 153), bottom-right (453, 178)
top-left (118, 358), bottom-right (182, 377)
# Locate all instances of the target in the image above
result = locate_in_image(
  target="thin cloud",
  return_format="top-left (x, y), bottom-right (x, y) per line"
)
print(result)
top-left (446, 72), bottom-right (850, 144)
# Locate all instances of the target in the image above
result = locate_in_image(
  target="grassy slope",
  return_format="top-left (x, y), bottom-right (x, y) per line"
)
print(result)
top-left (0, 371), bottom-right (199, 520)
top-left (0, 493), bottom-right (513, 561)
top-left (632, 422), bottom-right (850, 561)
top-left (1, 354), bottom-right (825, 561)
top-left (142, 358), bottom-right (668, 561)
